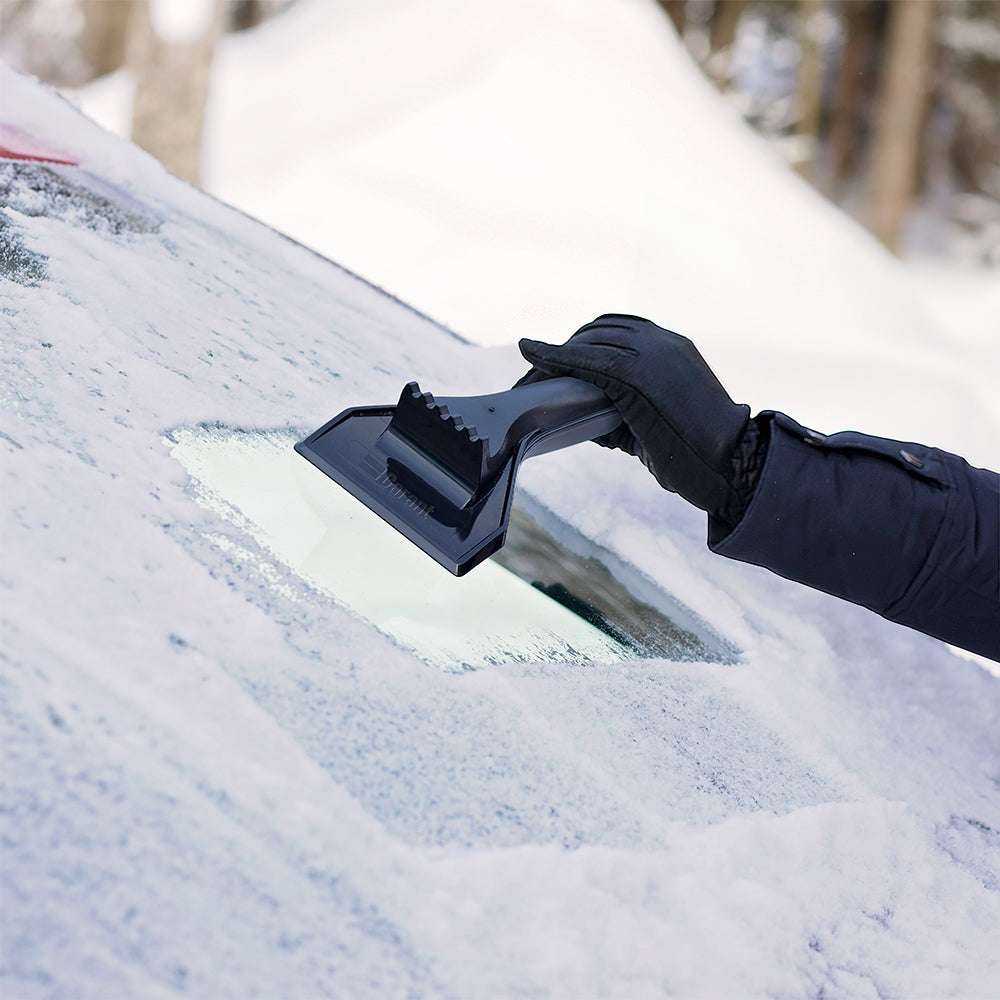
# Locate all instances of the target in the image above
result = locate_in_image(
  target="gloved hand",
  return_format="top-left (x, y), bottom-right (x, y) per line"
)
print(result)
top-left (517, 314), bottom-right (759, 523)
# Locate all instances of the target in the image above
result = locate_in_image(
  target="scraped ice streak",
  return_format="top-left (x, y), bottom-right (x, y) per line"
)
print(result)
top-left (168, 427), bottom-right (628, 669)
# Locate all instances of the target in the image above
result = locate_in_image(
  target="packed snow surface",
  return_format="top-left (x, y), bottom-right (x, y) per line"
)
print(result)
top-left (4, 15), bottom-right (1000, 1000)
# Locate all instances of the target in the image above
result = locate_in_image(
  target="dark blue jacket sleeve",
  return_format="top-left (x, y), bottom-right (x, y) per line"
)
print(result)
top-left (709, 412), bottom-right (1000, 662)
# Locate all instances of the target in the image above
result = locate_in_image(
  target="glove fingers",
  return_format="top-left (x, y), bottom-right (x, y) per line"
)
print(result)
top-left (525, 324), bottom-right (640, 353)
top-left (570, 322), bottom-right (640, 348)
top-left (518, 338), bottom-right (628, 381)
top-left (572, 331), bottom-right (640, 355)
top-left (515, 338), bottom-right (567, 388)
top-left (517, 337), bottom-right (562, 366)
top-left (585, 313), bottom-right (651, 327)
top-left (515, 336), bottom-right (627, 387)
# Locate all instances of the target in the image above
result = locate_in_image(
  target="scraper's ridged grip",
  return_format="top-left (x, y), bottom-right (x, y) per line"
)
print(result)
top-left (388, 381), bottom-right (489, 490)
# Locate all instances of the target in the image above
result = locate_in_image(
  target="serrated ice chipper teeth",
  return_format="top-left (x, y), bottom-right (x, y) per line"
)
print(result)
top-left (388, 380), bottom-right (490, 490)
top-left (403, 381), bottom-right (481, 437)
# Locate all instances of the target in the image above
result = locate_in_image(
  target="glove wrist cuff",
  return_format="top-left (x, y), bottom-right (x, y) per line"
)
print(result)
top-left (714, 415), bottom-right (771, 529)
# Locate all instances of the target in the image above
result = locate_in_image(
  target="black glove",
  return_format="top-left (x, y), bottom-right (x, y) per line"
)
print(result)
top-left (518, 314), bottom-right (763, 525)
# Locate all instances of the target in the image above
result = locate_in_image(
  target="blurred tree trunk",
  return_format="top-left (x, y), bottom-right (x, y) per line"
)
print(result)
top-left (867, 0), bottom-right (937, 251)
top-left (795, 0), bottom-right (824, 180)
top-left (128, 0), bottom-right (225, 186)
top-left (79, 0), bottom-right (132, 79)
top-left (827, 0), bottom-right (873, 191)
top-left (941, 1), bottom-right (1000, 198)
top-left (708, 0), bottom-right (747, 88)
top-left (657, 0), bottom-right (687, 36)
top-left (0, 1), bottom-right (30, 35)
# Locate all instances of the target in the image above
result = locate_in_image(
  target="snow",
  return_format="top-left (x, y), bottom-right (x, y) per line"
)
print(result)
top-left (148, 0), bottom-right (219, 45)
top-left (907, 259), bottom-right (1000, 439)
top-left (75, 0), bottom-right (1000, 470)
top-left (3, 9), bottom-right (1000, 999)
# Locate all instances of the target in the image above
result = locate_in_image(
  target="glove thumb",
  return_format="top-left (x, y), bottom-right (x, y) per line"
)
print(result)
top-left (514, 339), bottom-right (562, 387)
top-left (518, 338), bottom-right (563, 369)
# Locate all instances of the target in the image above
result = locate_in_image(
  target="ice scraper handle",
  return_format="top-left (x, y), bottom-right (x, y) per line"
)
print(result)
top-left (433, 376), bottom-right (622, 470)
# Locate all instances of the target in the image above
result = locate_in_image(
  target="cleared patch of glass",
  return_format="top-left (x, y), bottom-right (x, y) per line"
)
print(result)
top-left (498, 503), bottom-right (735, 663)
top-left (167, 427), bottom-right (733, 669)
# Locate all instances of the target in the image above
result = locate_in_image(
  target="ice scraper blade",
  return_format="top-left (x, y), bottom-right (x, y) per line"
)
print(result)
top-left (294, 376), bottom-right (621, 575)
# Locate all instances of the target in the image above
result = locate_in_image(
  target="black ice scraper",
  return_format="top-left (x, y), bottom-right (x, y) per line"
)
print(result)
top-left (295, 377), bottom-right (621, 575)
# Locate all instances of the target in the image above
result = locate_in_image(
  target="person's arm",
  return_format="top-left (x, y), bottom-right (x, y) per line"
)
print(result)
top-left (518, 315), bottom-right (1000, 662)
top-left (709, 412), bottom-right (1000, 660)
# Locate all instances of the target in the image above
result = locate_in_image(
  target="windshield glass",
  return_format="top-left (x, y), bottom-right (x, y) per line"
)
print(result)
top-left (169, 427), bottom-right (733, 669)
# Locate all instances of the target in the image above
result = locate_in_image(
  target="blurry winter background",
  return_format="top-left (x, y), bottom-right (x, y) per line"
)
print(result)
top-left (2, 0), bottom-right (997, 355)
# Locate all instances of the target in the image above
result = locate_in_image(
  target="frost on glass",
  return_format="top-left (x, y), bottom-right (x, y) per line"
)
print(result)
top-left (168, 426), bottom-right (732, 669)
